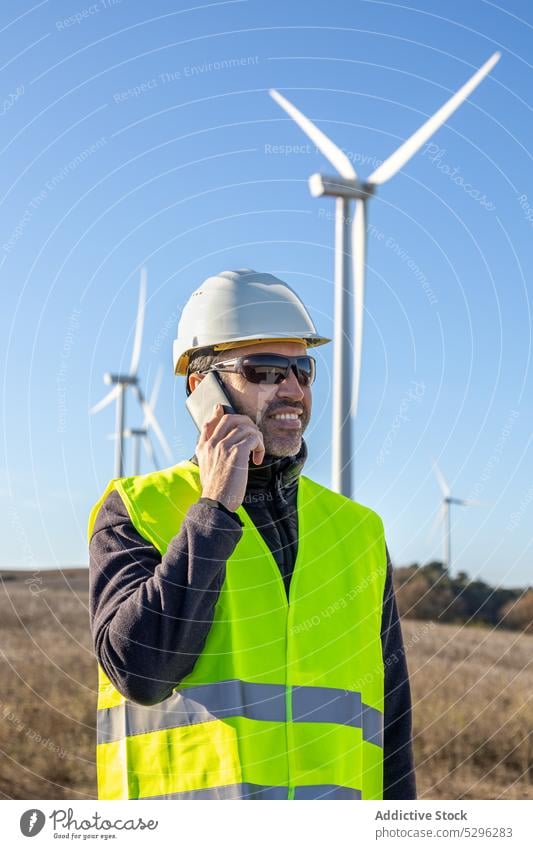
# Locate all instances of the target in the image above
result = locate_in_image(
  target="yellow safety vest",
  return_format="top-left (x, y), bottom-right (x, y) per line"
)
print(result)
top-left (88, 460), bottom-right (387, 800)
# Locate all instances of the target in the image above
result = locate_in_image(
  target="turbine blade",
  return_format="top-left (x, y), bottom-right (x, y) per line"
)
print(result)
top-left (457, 498), bottom-right (490, 507)
top-left (135, 385), bottom-right (172, 463)
top-left (350, 199), bottom-right (366, 418)
top-left (269, 88), bottom-right (357, 180)
top-left (143, 434), bottom-right (159, 470)
top-left (129, 266), bottom-right (147, 376)
top-left (142, 365), bottom-right (164, 428)
top-left (89, 384), bottom-right (120, 415)
top-left (368, 52), bottom-right (501, 185)
top-left (429, 503), bottom-right (446, 541)
top-left (432, 460), bottom-right (451, 498)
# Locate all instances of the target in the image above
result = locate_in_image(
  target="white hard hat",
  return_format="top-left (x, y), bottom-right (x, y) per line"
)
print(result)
top-left (173, 269), bottom-right (331, 376)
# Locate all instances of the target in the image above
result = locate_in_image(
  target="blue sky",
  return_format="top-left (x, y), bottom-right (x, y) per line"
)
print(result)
top-left (0, 0), bottom-right (531, 586)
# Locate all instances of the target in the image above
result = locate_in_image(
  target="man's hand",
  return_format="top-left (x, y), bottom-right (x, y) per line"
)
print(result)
top-left (197, 403), bottom-right (265, 512)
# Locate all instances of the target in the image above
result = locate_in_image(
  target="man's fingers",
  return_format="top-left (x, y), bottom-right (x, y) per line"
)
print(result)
top-left (220, 426), bottom-right (261, 449)
top-left (252, 445), bottom-right (265, 465)
top-left (198, 406), bottom-right (265, 466)
top-left (209, 411), bottom-right (262, 445)
top-left (197, 403), bottom-right (225, 445)
top-left (229, 430), bottom-right (265, 460)
top-left (199, 404), bottom-right (256, 443)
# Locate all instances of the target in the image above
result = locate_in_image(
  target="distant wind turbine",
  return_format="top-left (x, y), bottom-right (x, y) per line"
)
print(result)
top-left (107, 365), bottom-right (169, 475)
top-left (431, 461), bottom-right (487, 574)
top-left (269, 51), bottom-right (500, 497)
top-left (91, 268), bottom-right (172, 477)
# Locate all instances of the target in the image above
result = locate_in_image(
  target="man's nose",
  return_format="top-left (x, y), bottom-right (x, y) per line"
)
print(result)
top-left (276, 366), bottom-right (305, 400)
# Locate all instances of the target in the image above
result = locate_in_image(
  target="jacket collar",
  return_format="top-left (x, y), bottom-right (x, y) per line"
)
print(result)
top-left (189, 437), bottom-right (308, 492)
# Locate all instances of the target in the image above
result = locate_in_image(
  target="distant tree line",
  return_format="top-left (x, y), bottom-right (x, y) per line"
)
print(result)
top-left (393, 561), bottom-right (533, 633)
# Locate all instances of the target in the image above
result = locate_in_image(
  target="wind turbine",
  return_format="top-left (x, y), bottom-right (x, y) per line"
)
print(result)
top-left (269, 52), bottom-right (500, 497)
top-left (432, 461), bottom-right (486, 574)
top-left (107, 365), bottom-right (169, 475)
top-left (91, 269), bottom-right (172, 477)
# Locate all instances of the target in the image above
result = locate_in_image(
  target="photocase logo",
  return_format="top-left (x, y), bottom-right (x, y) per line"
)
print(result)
top-left (20, 809), bottom-right (45, 837)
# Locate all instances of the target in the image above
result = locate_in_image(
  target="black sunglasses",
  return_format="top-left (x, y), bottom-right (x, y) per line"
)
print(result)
top-left (207, 354), bottom-right (316, 387)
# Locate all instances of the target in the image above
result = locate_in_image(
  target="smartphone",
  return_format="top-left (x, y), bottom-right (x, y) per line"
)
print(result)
top-left (185, 370), bottom-right (236, 432)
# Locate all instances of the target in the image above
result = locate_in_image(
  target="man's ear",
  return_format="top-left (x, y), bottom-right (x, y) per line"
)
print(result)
top-left (188, 372), bottom-right (205, 393)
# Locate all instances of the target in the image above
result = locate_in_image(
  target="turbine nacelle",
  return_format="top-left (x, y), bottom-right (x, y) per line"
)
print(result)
top-left (309, 173), bottom-right (376, 201)
top-left (106, 427), bottom-right (147, 439)
top-left (103, 372), bottom-right (139, 386)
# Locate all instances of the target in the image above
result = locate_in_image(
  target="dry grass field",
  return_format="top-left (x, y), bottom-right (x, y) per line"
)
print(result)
top-left (0, 569), bottom-right (531, 800)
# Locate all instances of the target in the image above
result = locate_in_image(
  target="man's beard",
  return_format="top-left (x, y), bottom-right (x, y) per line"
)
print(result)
top-left (226, 382), bottom-right (309, 460)
top-left (259, 409), bottom-right (309, 458)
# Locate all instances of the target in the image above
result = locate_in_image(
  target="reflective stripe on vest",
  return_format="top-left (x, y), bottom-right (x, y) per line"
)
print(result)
top-left (97, 679), bottom-right (384, 747)
top-left (141, 784), bottom-right (362, 800)
top-left (89, 461), bottom-right (387, 800)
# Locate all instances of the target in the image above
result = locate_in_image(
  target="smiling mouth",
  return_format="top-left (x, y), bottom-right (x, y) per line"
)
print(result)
top-left (268, 414), bottom-right (302, 428)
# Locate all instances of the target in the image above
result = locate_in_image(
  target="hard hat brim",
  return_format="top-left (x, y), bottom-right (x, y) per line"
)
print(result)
top-left (174, 334), bottom-right (331, 376)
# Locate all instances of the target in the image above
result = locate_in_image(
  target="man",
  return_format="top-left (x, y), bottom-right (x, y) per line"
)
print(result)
top-left (88, 268), bottom-right (416, 800)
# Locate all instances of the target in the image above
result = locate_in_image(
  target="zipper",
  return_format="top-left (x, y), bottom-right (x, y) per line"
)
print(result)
top-left (273, 470), bottom-right (306, 800)
top-left (285, 682), bottom-right (295, 800)
top-left (272, 471), bottom-right (292, 597)
top-left (272, 470), bottom-right (295, 799)
top-left (284, 478), bottom-right (303, 801)
top-left (271, 472), bottom-right (296, 799)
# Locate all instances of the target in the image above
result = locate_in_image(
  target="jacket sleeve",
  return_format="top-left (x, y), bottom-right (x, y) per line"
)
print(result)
top-left (381, 544), bottom-right (417, 799)
top-left (89, 489), bottom-right (243, 706)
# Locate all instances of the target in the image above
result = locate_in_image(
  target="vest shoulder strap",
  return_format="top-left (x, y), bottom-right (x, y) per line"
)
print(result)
top-left (88, 460), bottom-right (201, 553)
top-left (299, 473), bottom-right (385, 539)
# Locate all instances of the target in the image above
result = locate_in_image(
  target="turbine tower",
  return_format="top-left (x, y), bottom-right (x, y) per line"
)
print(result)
top-left (269, 52), bottom-right (500, 497)
top-left (91, 268), bottom-right (172, 477)
top-left (432, 461), bottom-right (485, 574)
